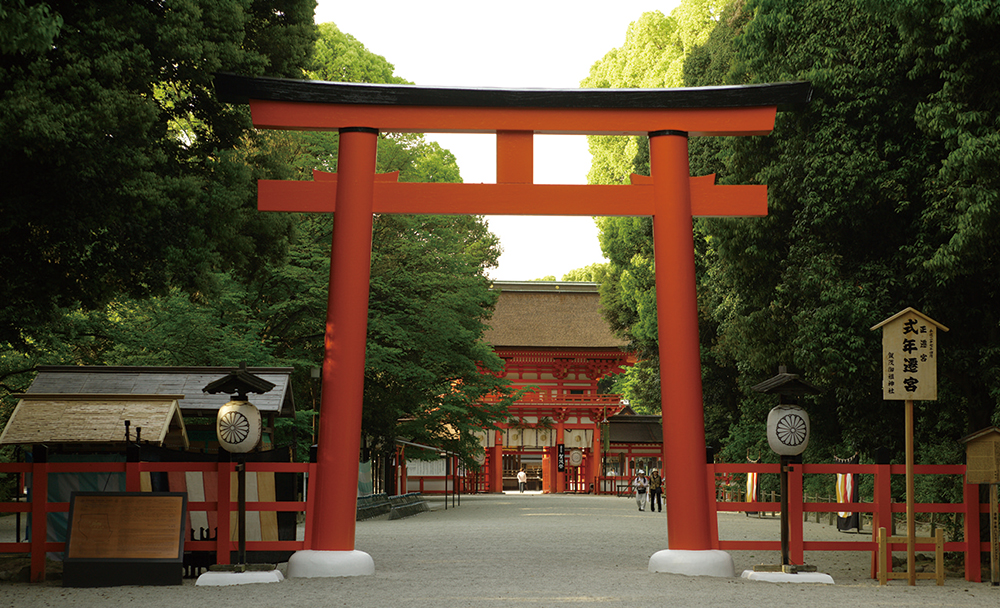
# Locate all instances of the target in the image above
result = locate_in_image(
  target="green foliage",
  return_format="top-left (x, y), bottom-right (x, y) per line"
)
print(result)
top-left (607, 358), bottom-right (661, 414)
top-left (582, 1), bottom-right (727, 185)
top-left (560, 262), bottom-right (609, 283)
top-left (585, 3), bottom-right (730, 434)
top-left (888, 0), bottom-right (1000, 427)
top-left (309, 22), bottom-right (410, 85)
top-left (694, 0), bottom-right (998, 460)
top-left (590, 0), bottom-right (1000, 467)
top-left (273, 408), bottom-right (317, 463)
top-left (595, 216), bottom-right (656, 355)
top-left (0, 0), bottom-right (317, 346)
top-left (0, 13), bottom-right (513, 472)
top-left (365, 213), bottom-right (513, 462)
top-left (0, 0), bottom-right (63, 54)
top-left (581, 10), bottom-right (682, 186)
top-left (99, 284), bottom-right (273, 367)
top-left (246, 22), bottom-right (515, 466)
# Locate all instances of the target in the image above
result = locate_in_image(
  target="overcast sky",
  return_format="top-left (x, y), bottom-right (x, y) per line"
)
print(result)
top-left (312, 1), bottom-right (681, 280)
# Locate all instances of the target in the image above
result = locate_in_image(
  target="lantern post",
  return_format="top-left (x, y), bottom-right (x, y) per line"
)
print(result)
top-left (196, 364), bottom-right (283, 586)
top-left (746, 366), bottom-right (829, 582)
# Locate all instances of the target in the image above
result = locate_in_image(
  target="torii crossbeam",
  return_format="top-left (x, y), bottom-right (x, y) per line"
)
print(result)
top-left (215, 74), bottom-right (811, 578)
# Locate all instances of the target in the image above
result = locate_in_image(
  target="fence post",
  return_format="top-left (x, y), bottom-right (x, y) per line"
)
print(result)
top-left (29, 445), bottom-right (48, 583)
top-left (964, 479), bottom-right (981, 582)
top-left (303, 450), bottom-right (318, 550)
top-left (125, 438), bottom-right (141, 492)
top-left (872, 452), bottom-right (893, 579)
top-left (706, 447), bottom-right (720, 549)
top-left (788, 457), bottom-right (804, 565)
top-left (216, 450), bottom-right (232, 566)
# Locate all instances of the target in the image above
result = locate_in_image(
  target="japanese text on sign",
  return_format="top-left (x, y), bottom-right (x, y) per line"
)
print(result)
top-left (874, 308), bottom-right (946, 401)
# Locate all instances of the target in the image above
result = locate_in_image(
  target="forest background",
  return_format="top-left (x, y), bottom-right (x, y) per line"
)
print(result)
top-left (2, 0), bottom-right (999, 507)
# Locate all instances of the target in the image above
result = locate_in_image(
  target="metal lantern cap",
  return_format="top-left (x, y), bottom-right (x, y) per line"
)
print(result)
top-left (752, 365), bottom-right (822, 403)
top-left (202, 362), bottom-right (276, 400)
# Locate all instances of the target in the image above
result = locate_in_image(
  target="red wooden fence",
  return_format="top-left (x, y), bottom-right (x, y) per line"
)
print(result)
top-left (709, 462), bottom-right (984, 582)
top-left (1, 459), bottom-right (991, 583)
top-left (0, 459), bottom-right (311, 583)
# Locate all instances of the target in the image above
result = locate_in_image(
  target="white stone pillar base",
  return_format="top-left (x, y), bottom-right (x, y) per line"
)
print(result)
top-left (648, 549), bottom-right (735, 577)
top-left (286, 550), bottom-right (375, 578)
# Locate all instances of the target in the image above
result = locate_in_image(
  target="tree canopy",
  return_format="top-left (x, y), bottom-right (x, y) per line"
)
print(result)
top-left (590, 0), bottom-right (1000, 470)
top-left (293, 23), bottom-right (514, 461)
top-left (1, 14), bottom-right (514, 471)
top-left (0, 0), bottom-right (317, 346)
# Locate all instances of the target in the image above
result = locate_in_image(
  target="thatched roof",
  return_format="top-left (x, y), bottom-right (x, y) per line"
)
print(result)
top-left (26, 366), bottom-right (295, 417)
top-left (484, 282), bottom-right (627, 349)
top-left (0, 394), bottom-right (188, 448)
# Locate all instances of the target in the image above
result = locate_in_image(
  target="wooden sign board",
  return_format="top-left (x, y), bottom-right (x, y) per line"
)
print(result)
top-left (63, 492), bottom-right (186, 587)
top-left (871, 308), bottom-right (948, 401)
top-left (962, 427), bottom-right (1000, 485)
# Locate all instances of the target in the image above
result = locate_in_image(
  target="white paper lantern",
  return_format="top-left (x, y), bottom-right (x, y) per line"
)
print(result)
top-left (766, 405), bottom-right (810, 456)
top-left (217, 399), bottom-right (262, 453)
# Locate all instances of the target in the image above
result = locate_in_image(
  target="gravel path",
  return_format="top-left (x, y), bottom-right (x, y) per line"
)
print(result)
top-left (2, 492), bottom-right (996, 607)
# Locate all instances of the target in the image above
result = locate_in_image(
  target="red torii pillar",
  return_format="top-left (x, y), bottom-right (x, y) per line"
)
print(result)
top-left (215, 74), bottom-right (811, 577)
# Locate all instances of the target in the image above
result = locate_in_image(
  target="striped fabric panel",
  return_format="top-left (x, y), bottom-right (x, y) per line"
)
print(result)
top-left (836, 473), bottom-right (853, 518)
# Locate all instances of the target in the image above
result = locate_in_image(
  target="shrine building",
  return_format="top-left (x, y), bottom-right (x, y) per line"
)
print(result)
top-left (475, 281), bottom-right (636, 493)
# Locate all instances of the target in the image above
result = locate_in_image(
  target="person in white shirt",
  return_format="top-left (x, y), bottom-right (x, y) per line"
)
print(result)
top-left (633, 470), bottom-right (649, 511)
top-left (517, 468), bottom-right (527, 493)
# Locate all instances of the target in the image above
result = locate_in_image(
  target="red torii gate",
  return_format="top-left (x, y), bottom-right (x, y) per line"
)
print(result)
top-left (215, 74), bottom-right (811, 577)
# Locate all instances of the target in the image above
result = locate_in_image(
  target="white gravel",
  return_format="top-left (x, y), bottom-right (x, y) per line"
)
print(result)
top-left (2, 492), bottom-right (996, 607)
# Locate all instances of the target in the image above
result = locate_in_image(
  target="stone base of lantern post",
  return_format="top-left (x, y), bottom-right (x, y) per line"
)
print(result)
top-left (648, 549), bottom-right (735, 577)
top-left (194, 570), bottom-right (285, 587)
top-left (286, 550), bottom-right (375, 578)
top-left (741, 569), bottom-right (834, 584)
top-left (195, 564), bottom-right (285, 586)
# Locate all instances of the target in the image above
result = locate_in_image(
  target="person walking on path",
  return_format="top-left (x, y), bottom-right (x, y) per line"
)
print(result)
top-left (633, 470), bottom-right (649, 511)
top-left (517, 468), bottom-right (527, 493)
top-left (648, 469), bottom-right (663, 513)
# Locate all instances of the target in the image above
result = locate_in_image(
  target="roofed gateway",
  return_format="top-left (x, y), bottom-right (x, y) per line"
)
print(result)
top-left (472, 281), bottom-right (634, 494)
top-left (484, 281), bottom-right (626, 348)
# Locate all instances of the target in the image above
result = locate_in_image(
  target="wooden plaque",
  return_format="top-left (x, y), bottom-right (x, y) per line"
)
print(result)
top-left (64, 492), bottom-right (186, 587)
top-left (872, 308), bottom-right (948, 401)
top-left (965, 433), bottom-right (1000, 485)
top-left (66, 492), bottom-right (186, 560)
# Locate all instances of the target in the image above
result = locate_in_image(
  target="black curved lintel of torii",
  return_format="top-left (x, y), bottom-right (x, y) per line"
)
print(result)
top-left (214, 72), bottom-right (812, 112)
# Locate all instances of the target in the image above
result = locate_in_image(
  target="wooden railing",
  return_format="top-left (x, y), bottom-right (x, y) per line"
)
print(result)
top-left (710, 462), bottom-right (984, 582)
top-left (1, 457), bottom-right (992, 583)
top-left (0, 458), bottom-right (311, 583)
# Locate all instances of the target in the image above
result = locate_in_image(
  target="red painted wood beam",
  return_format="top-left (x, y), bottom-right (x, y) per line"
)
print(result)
top-left (257, 173), bottom-right (766, 218)
top-left (247, 100), bottom-right (779, 137)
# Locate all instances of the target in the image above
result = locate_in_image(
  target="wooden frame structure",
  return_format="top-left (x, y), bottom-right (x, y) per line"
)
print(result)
top-left (214, 74), bottom-right (811, 566)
